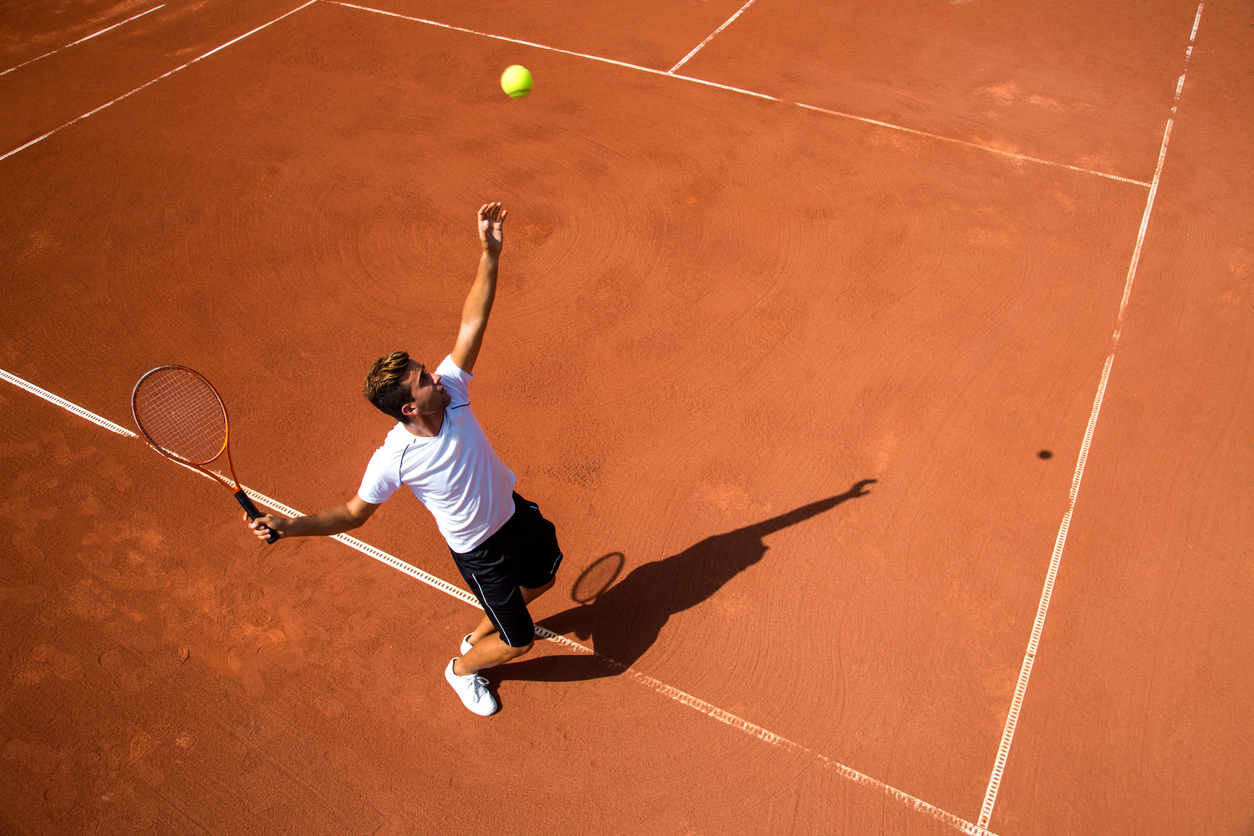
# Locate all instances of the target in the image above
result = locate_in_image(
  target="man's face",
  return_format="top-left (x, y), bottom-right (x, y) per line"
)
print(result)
top-left (400, 360), bottom-right (451, 420)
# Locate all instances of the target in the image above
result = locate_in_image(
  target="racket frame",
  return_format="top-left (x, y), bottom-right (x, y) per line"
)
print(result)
top-left (131, 364), bottom-right (278, 543)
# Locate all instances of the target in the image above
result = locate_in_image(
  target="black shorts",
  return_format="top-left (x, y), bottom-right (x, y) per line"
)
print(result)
top-left (450, 493), bottom-right (563, 648)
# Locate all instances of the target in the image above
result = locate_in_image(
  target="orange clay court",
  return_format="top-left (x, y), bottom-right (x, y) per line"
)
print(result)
top-left (0, 1), bottom-right (1250, 834)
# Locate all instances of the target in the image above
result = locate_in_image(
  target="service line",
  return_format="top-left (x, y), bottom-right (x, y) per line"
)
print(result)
top-left (0, 4), bottom-right (166, 78)
top-left (328, 1), bottom-right (1146, 187)
top-left (796, 102), bottom-right (1150, 187)
top-left (976, 4), bottom-right (1204, 831)
top-left (0, 0), bottom-right (318, 163)
top-left (0, 368), bottom-right (996, 836)
top-left (328, 1), bottom-right (779, 101)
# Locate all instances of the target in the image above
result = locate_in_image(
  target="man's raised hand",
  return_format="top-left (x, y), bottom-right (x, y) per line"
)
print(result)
top-left (478, 202), bottom-right (506, 256)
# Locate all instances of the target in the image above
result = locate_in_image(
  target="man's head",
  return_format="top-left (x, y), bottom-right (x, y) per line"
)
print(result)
top-left (364, 351), bottom-right (450, 424)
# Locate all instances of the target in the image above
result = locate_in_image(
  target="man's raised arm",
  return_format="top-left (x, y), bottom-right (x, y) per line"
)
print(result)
top-left (451, 202), bottom-right (506, 374)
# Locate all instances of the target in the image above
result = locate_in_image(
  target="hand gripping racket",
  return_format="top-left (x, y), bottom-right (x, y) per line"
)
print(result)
top-left (131, 365), bottom-right (278, 543)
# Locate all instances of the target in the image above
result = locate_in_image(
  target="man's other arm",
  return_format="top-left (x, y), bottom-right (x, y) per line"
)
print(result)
top-left (246, 494), bottom-right (380, 541)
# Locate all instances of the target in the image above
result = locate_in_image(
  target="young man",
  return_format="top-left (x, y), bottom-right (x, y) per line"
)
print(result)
top-left (246, 202), bottom-right (563, 716)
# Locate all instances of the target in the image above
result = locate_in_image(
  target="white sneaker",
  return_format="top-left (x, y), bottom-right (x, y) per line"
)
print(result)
top-left (445, 658), bottom-right (498, 716)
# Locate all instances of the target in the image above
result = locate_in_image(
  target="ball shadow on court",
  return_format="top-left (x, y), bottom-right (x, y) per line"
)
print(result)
top-left (495, 479), bottom-right (877, 683)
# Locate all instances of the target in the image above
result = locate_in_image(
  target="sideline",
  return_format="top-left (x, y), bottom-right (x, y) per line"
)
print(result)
top-left (668, 0), bottom-right (758, 74)
top-left (0, 5), bottom-right (166, 78)
top-left (975, 4), bottom-right (1206, 830)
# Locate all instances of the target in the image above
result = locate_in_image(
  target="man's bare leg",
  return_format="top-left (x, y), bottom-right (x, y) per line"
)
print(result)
top-left (453, 633), bottom-right (530, 676)
top-left (457, 579), bottom-right (555, 674)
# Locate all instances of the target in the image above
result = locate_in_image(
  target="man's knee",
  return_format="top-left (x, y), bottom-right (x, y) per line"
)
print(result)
top-left (502, 639), bottom-right (534, 660)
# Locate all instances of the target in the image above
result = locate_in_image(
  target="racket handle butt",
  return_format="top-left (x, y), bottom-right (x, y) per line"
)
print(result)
top-left (235, 490), bottom-right (279, 544)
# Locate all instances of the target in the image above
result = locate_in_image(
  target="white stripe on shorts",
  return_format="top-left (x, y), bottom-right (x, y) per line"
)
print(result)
top-left (469, 573), bottom-right (521, 648)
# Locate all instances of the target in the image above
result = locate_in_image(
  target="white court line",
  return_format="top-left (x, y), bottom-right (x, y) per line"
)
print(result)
top-left (976, 4), bottom-right (1204, 831)
top-left (328, 1), bottom-right (779, 101)
top-left (668, 0), bottom-right (758, 74)
top-left (795, 102), bottom-right (1151, 187)
top-left (0, 368), bottom-right (996, 836)
top-left (0, 0), bottom-right (318, 164)
top-left (329, 1), bottom-right (1143, 186)
top-left (0, 5), bottom-right (165, 78)
top-left (0, 369), bottom-right (137, 437)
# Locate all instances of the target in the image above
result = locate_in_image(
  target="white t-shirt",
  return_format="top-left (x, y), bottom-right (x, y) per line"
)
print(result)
top-left (357, 355), bottom-right (516, 552)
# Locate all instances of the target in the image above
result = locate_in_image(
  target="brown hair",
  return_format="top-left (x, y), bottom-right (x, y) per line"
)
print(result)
top-left (364, 351), bottom-right (411, 422)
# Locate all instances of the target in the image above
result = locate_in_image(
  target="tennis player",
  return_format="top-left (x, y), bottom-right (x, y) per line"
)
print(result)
top-left (245, 202), bottom-right (563, 716)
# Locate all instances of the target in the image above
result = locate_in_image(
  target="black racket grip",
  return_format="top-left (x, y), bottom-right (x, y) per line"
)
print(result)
top-left (235, 490), bottom-right (279, 544)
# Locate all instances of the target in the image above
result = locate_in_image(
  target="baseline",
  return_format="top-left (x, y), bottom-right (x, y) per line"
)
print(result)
top-left (0, 369), bottom-right (137, 438)
top-left (0, 369), bottom-right (995, 836)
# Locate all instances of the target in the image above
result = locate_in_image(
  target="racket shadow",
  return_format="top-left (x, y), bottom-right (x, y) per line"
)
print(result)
top-left (497, 479), bottom-right (877, 684)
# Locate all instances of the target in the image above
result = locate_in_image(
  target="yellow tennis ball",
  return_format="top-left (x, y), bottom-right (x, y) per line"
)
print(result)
top-left (501, 64), bottom-right (533, 99)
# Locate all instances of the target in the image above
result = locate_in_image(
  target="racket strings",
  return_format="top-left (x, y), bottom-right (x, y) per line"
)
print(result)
top-left (133, 368), bottom-right (228, 464)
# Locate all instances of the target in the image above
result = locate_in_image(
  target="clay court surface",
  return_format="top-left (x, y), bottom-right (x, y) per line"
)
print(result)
top-left (1, 0), bottom-right (1251, 833)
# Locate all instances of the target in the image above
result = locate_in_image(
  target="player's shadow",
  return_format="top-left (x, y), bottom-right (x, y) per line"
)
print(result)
top-left (496, 479), bottom-right (877, 683)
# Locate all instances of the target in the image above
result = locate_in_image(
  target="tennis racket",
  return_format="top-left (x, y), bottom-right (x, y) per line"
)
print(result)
top-left (131, 365), bottom-right (278, 544)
